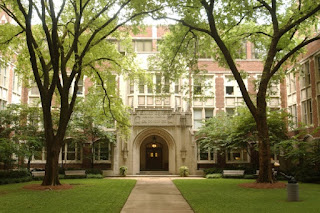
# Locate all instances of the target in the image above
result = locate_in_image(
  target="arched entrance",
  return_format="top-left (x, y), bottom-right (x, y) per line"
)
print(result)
top-left (140, 136), bottom-right (169, 171)
top-left (132, 128), bottom-right (176, 175)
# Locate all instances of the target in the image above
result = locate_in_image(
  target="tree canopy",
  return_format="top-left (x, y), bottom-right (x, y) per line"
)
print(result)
top-left (154, 0), bottom-right (320, 183)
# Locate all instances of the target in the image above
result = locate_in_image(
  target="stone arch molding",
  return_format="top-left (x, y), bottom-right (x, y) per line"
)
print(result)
top-left (132, 128), bottom-right (176, 175)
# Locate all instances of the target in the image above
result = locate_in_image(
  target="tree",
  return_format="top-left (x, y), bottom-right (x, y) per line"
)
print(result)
top-left (156, 0), bottom-right (320, 182)
top-left (0, 0), bottom-right (162, 185)
top-left (196, 108), bottom-right (288, 169)
top-left (0, 104), bottom-right (44, 171)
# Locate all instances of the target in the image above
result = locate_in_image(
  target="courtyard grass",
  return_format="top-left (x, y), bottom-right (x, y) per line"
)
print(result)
top-left (173, 179), bottom-right (320, 213)
top-left (0, 179), bottom-right (136, 213)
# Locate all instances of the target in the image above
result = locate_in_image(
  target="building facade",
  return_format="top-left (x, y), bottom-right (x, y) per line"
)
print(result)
top-left (7, 17), bottom-right (319, 175)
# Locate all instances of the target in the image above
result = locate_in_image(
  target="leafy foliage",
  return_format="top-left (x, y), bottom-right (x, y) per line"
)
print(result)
top-left (196, 107), bottom-right (289, 153)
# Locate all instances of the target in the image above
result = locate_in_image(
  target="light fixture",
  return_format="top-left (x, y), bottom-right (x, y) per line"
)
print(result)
top-left (152, 135), bottom-right (157, 148)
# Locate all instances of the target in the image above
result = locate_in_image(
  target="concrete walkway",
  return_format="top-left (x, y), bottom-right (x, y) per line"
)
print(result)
top-left (120, 177), bottom-right (195, 213)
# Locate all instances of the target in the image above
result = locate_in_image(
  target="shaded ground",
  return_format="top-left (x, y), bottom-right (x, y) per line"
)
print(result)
top-left (239, 181), bottom-right (286, 189)
top-left (23, 184), bottom-right (73, 191)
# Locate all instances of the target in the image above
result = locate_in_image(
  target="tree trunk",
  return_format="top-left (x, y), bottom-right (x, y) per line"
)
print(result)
top-left (42, 142), bottom-right (61, 186)
top-left (256, 104), bottom-right (273, 183)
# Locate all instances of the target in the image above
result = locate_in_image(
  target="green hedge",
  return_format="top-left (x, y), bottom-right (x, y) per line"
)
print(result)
top-left (0, 176), bottom-right (32, 185)
top-left (0, 170), bottom-right (31, 179)
top-left (206, 173), bottom-right (222, 179)
top-left (85, 168), bottom-right (103, 175)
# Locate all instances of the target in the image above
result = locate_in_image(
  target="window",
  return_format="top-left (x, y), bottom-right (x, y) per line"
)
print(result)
top-left (32, 147), bottom-right (46, 161)
top-left (129, 80), bottom-right (134, 94)
top-left (0, 65), bottom-right (7, 88)
top-left (317, 56), bottom-right (320, 79)
top-left (205, 109), bottom-right (213, 119)
top-left (194, 109), bottom-right (202, 129)
top-left (226, 86), bottom-right (234, 95)
top-left (236, 41), bottom-right (247, 59)
top-left (134, 40), bottom-right (152, 52)
top-left (302, 99), bottom-right (312, 125)
top-left (288, 104), bottom-right (297, 128)
top-left (77, 78), bottom-right (84, 95)
top-left (193, 77), bottom-right (202, 95)
top-left (300, 62), bottom-right (310, 88)
top-left (287, 72), bottom-right (296, 94)
top-left (226, 149), bottom-right (249, 163)
top-left (198, 146), bottom-right (215, 162)
top-left (94, 141), bottom-right (110, 161)
top-left (175, 79), bottom-right (180, 94)
top-left (62, 141), bottom-right (82, 162)
top-left (155, 74), bottom-right (161, 93)
top-left (163, 77), bottom-right (170, 93)
top-left (226, 108), bottom-right (235, 115)
top-left (139, 77), bottom-right (145, 93)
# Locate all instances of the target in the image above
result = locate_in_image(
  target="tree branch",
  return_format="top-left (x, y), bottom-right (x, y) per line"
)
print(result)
top-left (270, 35), bottom-right (320, 76)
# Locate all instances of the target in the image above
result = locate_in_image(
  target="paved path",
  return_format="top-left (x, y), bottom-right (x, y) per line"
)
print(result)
top-left (120, 177), bottom-right (195, 213)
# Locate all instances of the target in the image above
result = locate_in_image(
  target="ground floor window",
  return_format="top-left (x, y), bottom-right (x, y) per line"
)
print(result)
top-left (226, 149), bottom-right (249, 163)
top-left (198, 146), bottom-right (215, 162)
top-left (94, 141), bottom-right (110, 162)
top-left (62, 141), bottom-right (82, 162)
top-left (32, 147), bottom-right (46, 161)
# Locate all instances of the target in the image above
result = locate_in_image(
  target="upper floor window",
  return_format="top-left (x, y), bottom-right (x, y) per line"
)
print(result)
top-left (287, 72), bottom-right (296, 94)
top-left (317, 55), bottom-right (320, 80)
top-left (133, 40), bottom-right (153, 52)
top-left (236, 41), bottom-right (247, 59)
top-left (77, 78), bottom-right (84, 95)
top-left (0, 65), bottom-right (7, 88)
top-left (288, 104), bottom-right (297, 128)
top-left (300, 61), bottom-right (310, 88)
top-left (302, 99), bottom-right (313, 125)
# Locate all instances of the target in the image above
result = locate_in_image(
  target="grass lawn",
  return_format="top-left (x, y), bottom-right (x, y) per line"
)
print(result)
top-left (0, 179), bottom-right (136, 213)
top-left (173, 179), bottom-right (320, 213)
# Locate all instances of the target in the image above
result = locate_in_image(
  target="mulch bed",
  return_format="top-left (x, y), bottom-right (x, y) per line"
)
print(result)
top-left (239, 182), bottom-right (286, 189)
top-left (23, 184), bottom-right (73, 191)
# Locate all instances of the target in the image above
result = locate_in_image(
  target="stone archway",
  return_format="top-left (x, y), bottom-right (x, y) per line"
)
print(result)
top-left (132, 128), bottom-right (176, 175)
top-left (140, 136), bottom-right (168, 171)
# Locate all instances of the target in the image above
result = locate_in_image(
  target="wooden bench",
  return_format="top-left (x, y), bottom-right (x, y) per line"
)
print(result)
top-left (31, 171), bottom-right (45, 177)
top-left (222, 170), bottom-right (245, 177)
top-left (64, 170), bottom-right (86, 178)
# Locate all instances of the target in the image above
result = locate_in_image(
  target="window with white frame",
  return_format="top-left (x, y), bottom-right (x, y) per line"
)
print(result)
top-left (193, 77), bottom-right (202, 95)
top-left (226, 148), bottom-right (249, 163)
top-left (300, 62), bottom-right (311, 88)
top-left (139, 76), bottom-right (145, 93)
top-left (94, 140), bottom-right (111, 161)
top-left (61, 141), bottom-right (82, 162)
top-left (288, 104), bottom-right (297, 128)
top-left (302, 99), bottom-right (313, 125)
top-left (175, 79), bottom-right (180, 94)
top-left (133, 40), bottom-right (153, 52)
top-left (77, 77), bottom-right (84, 95)
top-left (193, 109), bottom-right (203, 129)
top-left (193, 108), bottom-right (214, 129)
top-left (316, 55), bottom-right (320, 124)
top-left (32, 147), bottom-right (46, 161)
top-left (198, 146), bottom-right (215, 162)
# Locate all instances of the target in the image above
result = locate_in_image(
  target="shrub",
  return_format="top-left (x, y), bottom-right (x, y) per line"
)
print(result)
top-left (203, 167), bottom-right (223, 175)
top-left (243, 174), bottom-right (256, 179)
top-left (206, 173), bottom-right (222, 179)
top-left (0, 176), bottom-right (32, 185)
top-left (87, 174), bottom-right (104, 179)
top-left (0, 170), bottom-right (31, 179)
top-left (119, 166), bottom-right (127, 177)
top-left (179, 166), bottom-right (189, 177)
top-left (86, 168), bottom-right (102, 175)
